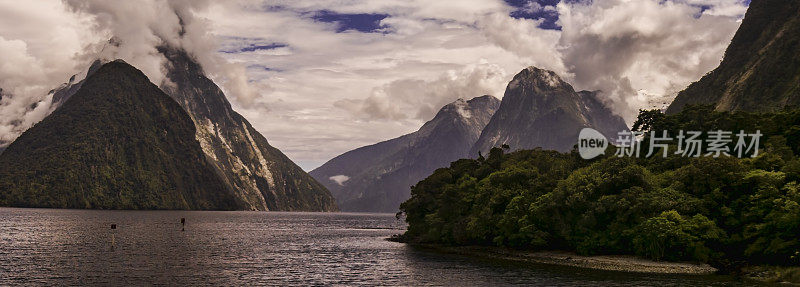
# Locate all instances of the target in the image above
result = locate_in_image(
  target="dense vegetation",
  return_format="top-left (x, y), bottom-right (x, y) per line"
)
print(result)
top-left (400, 105), bottom-right (800, 270)
top-left (0, 60), bottom-right (239, 210)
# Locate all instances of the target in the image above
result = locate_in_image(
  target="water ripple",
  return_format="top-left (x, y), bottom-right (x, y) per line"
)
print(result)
top-left (0, 208), bottom-right (744, 286)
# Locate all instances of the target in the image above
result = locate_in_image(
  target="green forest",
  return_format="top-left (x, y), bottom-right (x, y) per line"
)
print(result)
top-left (399, 105), bottom-right (800, 272)
top-left (0, 61), bottom-right (239, 210)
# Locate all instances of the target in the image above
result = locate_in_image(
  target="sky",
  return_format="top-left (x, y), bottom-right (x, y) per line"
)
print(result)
top-left (0, 0), bottom-right (749, 171)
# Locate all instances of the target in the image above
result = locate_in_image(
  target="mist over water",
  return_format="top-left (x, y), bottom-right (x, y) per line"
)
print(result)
top-left (0, 208), bottom-right (742, 286)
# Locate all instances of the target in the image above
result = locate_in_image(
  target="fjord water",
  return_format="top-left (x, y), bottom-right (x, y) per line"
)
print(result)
top-left (0, 208), bottom-right (742, 286)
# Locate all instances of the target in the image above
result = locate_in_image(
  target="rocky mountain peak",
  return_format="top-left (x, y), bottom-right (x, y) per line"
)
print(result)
top-left (466, 95), bottom-right (502, 109)
top-left (437, 95), bottom-right (500, 121)
top-left (442, 98), bottom-right (472, 118)
top-left (470, 67), bottom-right (627, 155)
top-left (508, 66), bottom-right (572, 92)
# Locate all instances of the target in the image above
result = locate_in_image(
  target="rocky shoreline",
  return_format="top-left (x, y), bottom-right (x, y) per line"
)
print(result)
top-left (408, 244), bottom-right (718, 275)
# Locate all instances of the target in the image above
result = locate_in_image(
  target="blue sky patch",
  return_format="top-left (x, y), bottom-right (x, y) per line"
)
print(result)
top-left (505, 0), bottom-right (562, 30)
top-left (504, 0), bottom-right (749, 29)
top-left (247, 64), bottom-right (282, 72)
top-left (219, 36), bottom-right (289, 54)
top-left (309, 10), bottom-right (389, 33)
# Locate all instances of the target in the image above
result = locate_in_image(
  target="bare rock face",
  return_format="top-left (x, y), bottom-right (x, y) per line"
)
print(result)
top-left (157, 47), bottom-right (337, 211)
top-left (470, 67), bottom-right (628, 155)
top-left (667, 0), bottom-right (800, 113)
top-left (311, 95), bottom-right (500, 212)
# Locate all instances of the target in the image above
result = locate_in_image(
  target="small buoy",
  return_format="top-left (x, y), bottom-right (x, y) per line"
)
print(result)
top-left (110, 223), bottom-right (117, 251)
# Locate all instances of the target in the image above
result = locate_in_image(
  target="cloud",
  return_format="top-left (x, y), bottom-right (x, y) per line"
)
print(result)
top-left (63, 0), bottom-right (259, 106)
top-left (0, 1), bottom-right (96, 146)
top-left (556, 0), bottom-right (742, 121)
top-left (335, 62), bottom-right (507, 121)
top-left (477, 12), bottom-right (566, 75)
top-left (0, 37), bottom-right (56, 144)
top-left (329, 175), bottom-right (350, 186)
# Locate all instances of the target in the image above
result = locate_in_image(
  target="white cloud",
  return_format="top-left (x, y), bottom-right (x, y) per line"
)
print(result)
top-left (63, 0), bottom-right (260, 105)
top-left (477, 13), bottom-right (567, 75)
top-left (335, 62), bottom-right (507, 121)
top-left (557, 0), bottom-right (742, 122)
top-left (0, 1), bottom-right (97, 146)
top-left (329, 175), bottom-right (350, 186)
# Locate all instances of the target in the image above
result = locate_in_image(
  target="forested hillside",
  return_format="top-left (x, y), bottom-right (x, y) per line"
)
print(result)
top-left (400, 106), bottom-right (800, 270)
top-left (0, 60), bottom-right (239, 210)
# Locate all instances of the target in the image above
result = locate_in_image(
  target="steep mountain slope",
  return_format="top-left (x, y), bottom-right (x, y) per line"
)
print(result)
top-left (158, 47), bottom-right (337, 211)
top-left (667, 0), bottom-right (800, 113)
top-left (311, 96), bottom-right (500, 212)
top-left (0, 60), bottom-right (239, 210)
top-left (44, 47), bottom-right (337, 211)
top-left (471, 67), bottom-right (628, 155)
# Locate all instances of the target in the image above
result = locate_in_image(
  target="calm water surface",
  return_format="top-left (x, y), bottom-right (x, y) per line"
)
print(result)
top-left (0, 208), bottom-right (753, 286)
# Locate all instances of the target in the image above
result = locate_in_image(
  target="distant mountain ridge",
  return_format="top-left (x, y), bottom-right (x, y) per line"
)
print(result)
top-left (471, 67), bottom-right (628, 155)
top-left (315, 66), bottom-right (629, 212)
top-left (310, 95), bottom-right (500, 212)
top-left (667, 0), bottom-right (800, 113)
top-left (0, 60), bottom-right (239, 209)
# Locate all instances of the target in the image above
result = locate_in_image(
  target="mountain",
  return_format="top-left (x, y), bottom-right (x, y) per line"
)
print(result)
top-left (310, 95), bottom-right (500, 212)
top-left (471, 67), bottom-right (628, 155)
top-left (157, 47), bottom-right (337, 211)
top-left (43, 46), bottom-right (337, 211)
top-left (666, 0), bottom-right (800, 113)
top-left (0, 60), bottom-right (239, 209)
